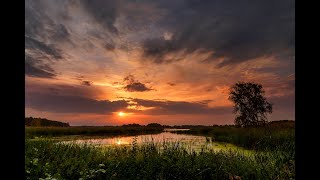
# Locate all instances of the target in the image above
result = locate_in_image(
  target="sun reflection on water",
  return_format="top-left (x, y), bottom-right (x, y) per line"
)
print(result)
top-left (63, 132), bottom-right (252, 155)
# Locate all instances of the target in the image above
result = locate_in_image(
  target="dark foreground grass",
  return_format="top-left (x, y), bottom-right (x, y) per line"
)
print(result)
top-left (26, 139), bottom-right (294, 180)
top-left (25, 126), bottom-right (164, 139)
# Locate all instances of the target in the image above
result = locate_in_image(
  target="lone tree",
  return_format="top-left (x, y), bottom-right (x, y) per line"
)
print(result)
top-left (229, 82), bottom-right (272, 127)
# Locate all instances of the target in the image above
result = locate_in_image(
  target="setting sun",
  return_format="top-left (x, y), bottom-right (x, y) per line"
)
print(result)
top-left (118, 112), bottom-right (125, 117)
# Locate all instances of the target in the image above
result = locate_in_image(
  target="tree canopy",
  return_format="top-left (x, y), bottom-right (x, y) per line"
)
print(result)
top-left (229, 82), bottom-right (272, 127)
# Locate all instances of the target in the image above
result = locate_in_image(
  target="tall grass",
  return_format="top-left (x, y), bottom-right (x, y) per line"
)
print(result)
top-left (176, 125), bottom-right (295, 152)
top-left (26, 139), bottom-right (295, 180)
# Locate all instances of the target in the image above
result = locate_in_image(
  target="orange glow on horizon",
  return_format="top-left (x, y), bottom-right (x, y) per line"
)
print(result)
top-left (118, 112), bottom-right (125, 117)
top-left (116, 139), bottom-right (121, 145)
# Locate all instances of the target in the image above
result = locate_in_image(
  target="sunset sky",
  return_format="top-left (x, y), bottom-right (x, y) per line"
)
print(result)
top-left (25, 0), bottom-right (295, 126)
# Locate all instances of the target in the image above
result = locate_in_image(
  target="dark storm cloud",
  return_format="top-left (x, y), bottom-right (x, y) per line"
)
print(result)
top-left (52, 24), bottom-right (70, 40)
top-left (25, 36), bottom-right (63, 59)
top-left (25, 0), bottom-right (71, 79)
top-left (141, 0), bottom-right (295, 66)
top-left (25, 92), bottom-right (230, 115)
top-left (143, 38), bottom-right (181, 64)
top-left (26, 93), bottom-right (129, 114)
top-left (123, 75), bottom-right (153, 92)
top-left (25, 55), bottom-right (56, 78)
top-left (25, 0), bottom-right (49, 37)
top-left (25, 36), bottom-right (61, 79)
top-left (25, 0), bottom-right (70, 41)
top-left (25, 61), bottom-right (56, 78)
top-left (25, 0), bottom-right (295, 68)
top-left (25, 82), bottom-right (106, 100)
top-left (131, 98), bottom-right (231, 115)
top-left (80, 0), bottom-right (120, 34)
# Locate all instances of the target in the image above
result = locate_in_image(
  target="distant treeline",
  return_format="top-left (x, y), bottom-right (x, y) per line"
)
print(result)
top-left (25, 117), bottom-right (294, 128)
top-left (170, 120), bottom-right (295, 129)
top-left (122, 123), bottom-right (163, 127)
top-left (25, 117), bottom-right (70, 127)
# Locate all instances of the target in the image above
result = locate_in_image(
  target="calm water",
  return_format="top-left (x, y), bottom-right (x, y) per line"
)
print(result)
top-left (67, 132), bottom-right (205, 146)
top-left (62, 131), bottom-right (250, 153)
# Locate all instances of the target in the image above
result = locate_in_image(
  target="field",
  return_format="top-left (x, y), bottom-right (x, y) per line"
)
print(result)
top-left (25, 122), bottom-right (295, 180)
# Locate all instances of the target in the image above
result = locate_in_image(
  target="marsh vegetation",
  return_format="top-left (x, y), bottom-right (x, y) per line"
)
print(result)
top-left (25, 121), bottom-right (294, 179)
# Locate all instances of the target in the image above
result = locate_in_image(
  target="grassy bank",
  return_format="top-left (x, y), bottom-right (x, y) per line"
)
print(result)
top-left (25, 126), bottom-right (164, 139)
top-left (175, 123), bottom-right (294, 152)
top-left (26, 139), bottom-right (294, 180)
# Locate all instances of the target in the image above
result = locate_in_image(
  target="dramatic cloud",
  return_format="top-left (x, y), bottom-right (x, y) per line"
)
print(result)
top-left (25, 56), bottom-right (56, 78)
top-left (124, 82), bottom-right (152, 92)
top-left (25, 0), bottom-right (71, 40)
top-left (25, 37), bottom-right (63, 59)
top-left (25, 0), bottom-right (295, 125)
top-left (25, 79), bottom-right (108, 100)
top-left (140, 0), bottom-right (295, 66)
top-left (130, 99), bottom-right (230, 115)
top-left (80, 0), bottom-right (120, 34)
top-left (25, 0), bottom-right (69, 79)
top-left (26, 92), bottom-right (128, 114)
top-left (123, 75), bottom-right (153, 92)
top-left (25, 61), bottom-right (56, 78)
top-left (25, 91), bottom-right (230, 116)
